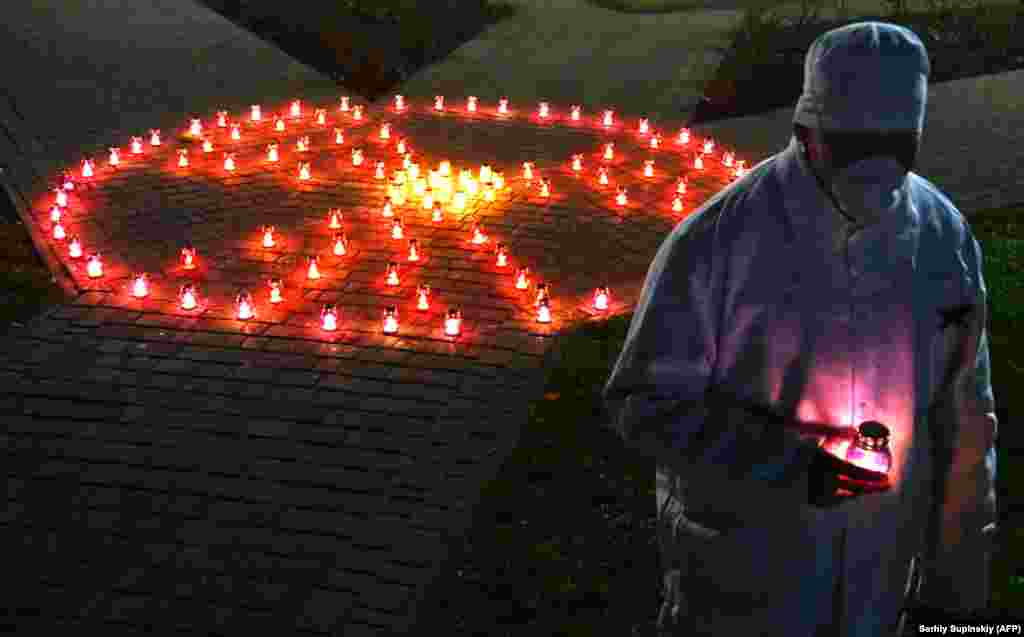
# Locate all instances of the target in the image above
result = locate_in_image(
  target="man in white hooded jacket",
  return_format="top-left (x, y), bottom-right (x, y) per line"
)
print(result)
top-left (602, 22), bottom-right (999, 636)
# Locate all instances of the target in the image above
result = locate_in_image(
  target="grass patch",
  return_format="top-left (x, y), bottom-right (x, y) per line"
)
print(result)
top-left (427, 203), bottom-right (1022, 633)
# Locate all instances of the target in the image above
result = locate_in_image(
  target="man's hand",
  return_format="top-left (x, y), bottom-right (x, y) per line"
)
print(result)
top-left (808, 445), bottom-right (890, 508)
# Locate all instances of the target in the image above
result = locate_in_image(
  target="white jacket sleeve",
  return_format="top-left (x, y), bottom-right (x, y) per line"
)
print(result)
top-left (921, 232), bottom-right (999, 611)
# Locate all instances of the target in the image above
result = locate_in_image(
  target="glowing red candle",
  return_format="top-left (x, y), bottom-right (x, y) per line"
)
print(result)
top-left (382, 198), bottom-right (394, 218)
top-left (266, 143), bottom-right (279, 163)
top-left (81, 159), bottom-right (94, 178)
top-left (638, 118), bottom-right (649, 135)
top-left (571, 105), bottom-right (581, 121)
top-left (467, 96), bottom-right (477, 113)
top-left (296, 136), bottom-right (309, 152)
top-left (217, 111), bottom-right (228, 127)
top-left (603, 143), bottom-right (614, 161)
top-left (178, 149), bottom-right (189, 168)
top-left (150, 129), bottom-right (161, 146)
top-left (391, 218), bottom-right (404, 240)
top-left (86, 253), bottom-right (103, 278)
top-left (445, 308), bottom-right (462, 336)
top-left (236, 289), bottom-right (255, 320)
top-left (290, 100), bottom-right (301, 118)
top-left (677, 128), bottom-right (690, 145)
top-left (181, 244), bottom-right (197, 270)
top-left (63, 171), bottom-right (75, 190)
top-left (375, 161), bottom-right (385, 180)
top-left (351, 148), bottom-right (363, 166)
top-left (383, 306), bottom-right (399, 334)
top-left (676, 177), bottom-right (687, 194)
top-left (495, 243), bottom-right (508, 267)
top-left (251, 104), bottom-right (262, 122)
top-left (50, 205), bottom-right (62, 223)
top-left (535, 283), bottom-right (549, 307)
top-left (616, 187), bottom-right (628, 206)
top-left (672, 196), bottom-right (684, 213)
top-left (602, 110), bottom-right (614, 128)
top-left (422, 189), bottom-right (434, 210)
top-left (396, 138), bottom-right (406, 155)
top-left (394, 94), bottom-right (405, 111)
top-left (644, 159), bottom-right (654, 178)
top-left (431, 203), bottom-right (443, 223)
top-left (537, 297), bottom-right (552, 323)
top-left (694, 155), bottom-right (703, 171)
top-left (471, 222), bottom-right (487, 245)
top-left (321, 304), bottom-right (338, 331)
top-left (594, 286), bottom-right (610, 311)
top-left (821, 421), bottom-right (893, 481)
top-left (539, 178), bottom-right (550, 198)
top-left (484, 184), bottom-right (495, 202)
top-left (598, 167), bottom-right (609, 186)
top-left (386, 261), bottom-right (400, 286)
top-left (352, 105), bottom-right (363, 121)
top-left (334, 128), bottom-right (344, 145)
top-left (328, 208), bottom-right (342, 229)
top-left (538, 102), bottom-right (550, 119)
top-left (407, 239), bottom-right (420, 262)
top-left (131, 137), bottom-right (143, 154)
top-left (224, 153), bottom-right (236, 172)
top-left (434, 95), bottom-right (444, 111)
top-left (650, 134), bottom-right (662, 149)
top-left (379, 123), bottom-right (391, 140)
top-left (333, 232), bottom-right (348, 256)
top-left (572, 154), bottom-right (583, 172)
top-left (268, 278), bottom-right (284, 304)
top-left (522, 162), bottom-right (533, 181)
top-left (109, 147), bottom-right (121, 167)
top-left (515, 267), bottom-right (530, 290)
top-left (202, 139), bottom-right (214, 153)
top-left (703, 138), bottom-right (715, 154)
top-left (306, 256), bottom-right (321, 280)
top-left (498, 97), bottom-right (509, 114)
top-left (52, 222), bottom-right (66, 240)
top-left (262, 225), bottom-right (275, 248)
top-left (132, 273), bottom-right (149, 299)
top-left (479, 164), bottom-right (492, 183)
top-left (189, 118), bottom-right (202, 138)
top-left (339, 96), bottom-right (350, 112)
top-left (723, 152), bottom-right (734, 167)
top-left (416, 284), bottom-right (430, 310)
top-left (451, 190), bottom-right (465, 212)
top-left (55, 187), bottom-right (67, 208)
top-left (298, 161), bottom-right (311, 181)
top-left (68, 236), bottom-right (82, 259)
top-left (230, 123), bottom-right (241, 141)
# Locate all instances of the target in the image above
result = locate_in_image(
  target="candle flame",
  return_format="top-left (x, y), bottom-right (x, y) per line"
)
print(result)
top-left (493, 172), bottom-right (505, 190)
top-left (335, 128), bottom-right (344, 145)
top-left (639, 118), bottom-right (649, 135)
top-left (267, 143), bottom-right (279, 163)
top-left (55, 189), bottom-right (68, 208)
top-left (178, 149), bottom-right (189, 168)
top-left (269, 279), bottom-right (283, 304)
top-left (677, 177), bottom-right (687, 194)
top-left (321, 305), bottom-right (338, 331)
top-left (109, 147), bottom-right (120, 166)
top-left (540, 179), bottom-right (550, 198)
top-left (694, 155), bottom-right (704, 171)
top-left (672, 196), bottom-right (684, 213)
top-left (262, 226), bottom-right (275, 248)
top-left (537, 298), bottom-right (552, 323)
top-left (604, 143), bottom-right (614, 161)
top-left (328, 208), bottom-right (342, 229)
top-left (650, 134), bottom-right (661, 149)
top-left (467, 96), bottom-right (477, 112)
top-left (251, 105), bottom-right (262, 121)
top-left (445, 308), bottom-right (462, 336)
top-left (290, 100), bottom-right (301, 118)
top-left (616, 188), bottom-right (628, 206)
top-left (724, 152), bottom-right (734, 167)
top-left (644, 160), bottom-right (654, 177)
top-left (383, 307), bottom-right (399, 334)
top-left (273, 115), bottom-right (285, 132)
top-left (380, 123), bottom-right (390, 140)
top-left (498, 98), bottom-right (509, 114)
top-left (391, 219), bottom-right (404, 239)
top-left (297, 136), bottom-right (310, 152)
top-left (383, 199), bottom-right (394, 218)
top-left (395, 95), bottom-right (404, 111)
top-left (224, 153), bottom-right (236, 172)
top-left (203, 139), bottom-right (214, 153)
top-left (50, 206), bottom-right (62, 223)
top-left (496, 243), bottom-right (508, 267)
top-left (131, 137), bottom-right (143, 154)
top-left (407, 240), bottom-right (419, 262)
top-left (307, 257), bottom-right (321, 280)
top-left (81, 159), bottom-right (94, 178)
top-left (189, 119), bottom-right (202, 137)
top-left (594, 287), bottom-right (609, 311)
top-left (396, 138), bottom-right (406, 154)
top-left (603, 110), bottom-right (614, 128)
top-left (598, 168), bottom-right (609, 185)
top-left (352, 149), bottom-right (363, 166)
top-left (86, 254), bottom-right (102, 278)
top-left (538, 102), bottom-right (549, 119)
top-left (132, 274), bottom-right (149, 299)
top-left (352, 105), bottom-right (362, 120)
top-left (150, 129), bottom-right (161, 146)
top-left (181, 286), bottom-right (198, 310)
top-left (422, 189), bottom-right (434, 210)
top-left (703, 139), bottom-right (715, 154)
top-left (571, 105), bottom-right (581, 121)
top-left (237, 291), bottom-right (255, 320)
top-left (68, 237), bottom-right (82, 258)
top-left (417, 285), bottom-right (430, 310)
top-left (298, 162), bottom-right (311, 181)
top-left (182, 246), bottom-right (196, 269)
top-left (432, 204), bottom-right (444, 223)
top-left (484, 184), bottom-right (495, 202)
top-left (572, 155), bottom-right (583, 172)
top-left (677, 128), bottom-right (690, 145)
top-left (434, 96), bottom-right (444, 111)
top-left (217, 111), bottom-right (228, 127)
top-left (535, 284), bottom-right (549, 306)
top-left (333, 232), bottom-right (348, 256)
top-left (52, 223), bottom-right (66, 240)
top-left (340, 96), bottom-right (350, 112)
top-left (230, 124), bottom-right (241, 141)
top-left (522, 162), bottom-right (533, 180)
top-left (386, 262), bottom-right (400, 286)
top-left (515, 267), bottom-right (530, 290)
top-left (375, 161), bottom-right (385, 179)
top-left (471, 223), bottom-right (487, 245)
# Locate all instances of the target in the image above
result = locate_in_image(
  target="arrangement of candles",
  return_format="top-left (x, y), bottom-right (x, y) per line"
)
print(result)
top-left (45, 97), bottom-right (750, 340)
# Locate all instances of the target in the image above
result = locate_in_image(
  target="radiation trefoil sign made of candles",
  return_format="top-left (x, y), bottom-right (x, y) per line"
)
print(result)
top-left (383, 307), bottom-right (399, 334)
top-left (132, 273), bottom-right (149, 299)
top-left (268, 278), bottom-right (284, 304)
top-left (333, 232), bottom-right (348, 256)
top-left (445, 308), bottom-right (462, 336)
top-left (86, 254), bottom-right (103, 278)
